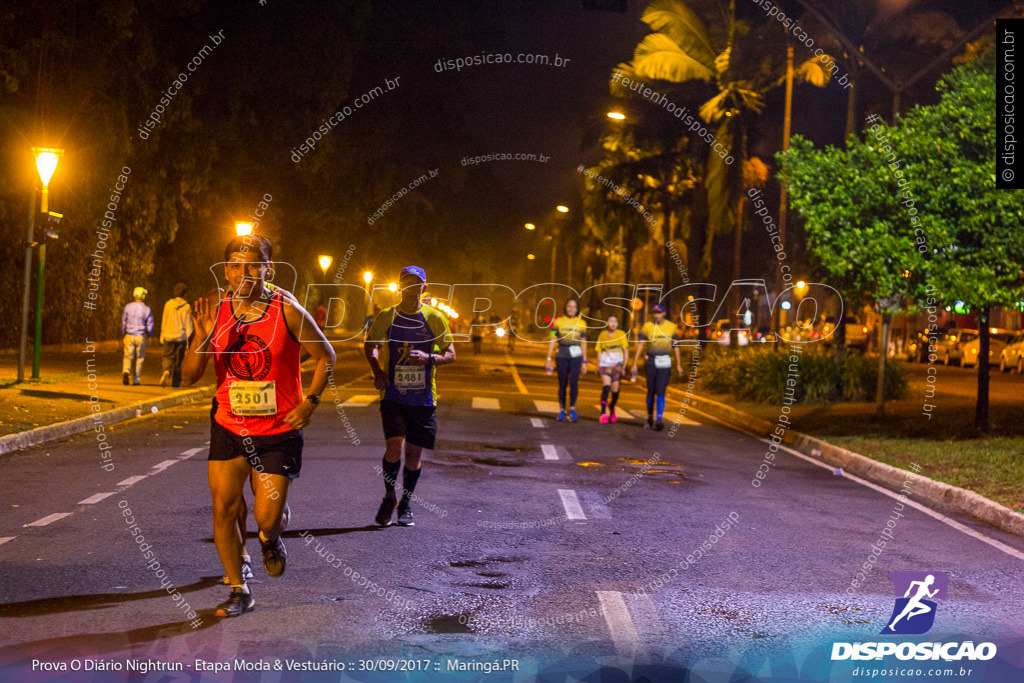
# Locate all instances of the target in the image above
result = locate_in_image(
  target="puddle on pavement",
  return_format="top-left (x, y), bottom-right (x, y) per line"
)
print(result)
top-left (424, 614), bottom-right (474, 633)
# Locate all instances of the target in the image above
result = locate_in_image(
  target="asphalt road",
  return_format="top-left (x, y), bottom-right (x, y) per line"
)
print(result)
top-left (1, 341), bottom-right (1022, 681)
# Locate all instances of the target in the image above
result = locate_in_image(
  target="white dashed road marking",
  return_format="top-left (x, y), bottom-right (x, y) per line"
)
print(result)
top-left (558, 489), bottom-right (586, 520)
top-left (151, 459), bottom-right (178, 472)
top-left (472, 397), bottom-right (500, 410)
top-left (179, 447), bottom-right (205, 458)
top-left (541, 444), bottom-right (560, 461)
top-left (78, 492), bottom-right (115, 505)
top-left (117, 476), bottom-right (147, 487)
top-left (534, 400), bottom-right (561, 413)
top-left (0, 537), bottom-right (17, 546)
top-left (596, 590), bottom-right (642, 658)
top-left (530, 418), bottom-right (545, 428)
top-left (25, 513), bottom-right (72, 527)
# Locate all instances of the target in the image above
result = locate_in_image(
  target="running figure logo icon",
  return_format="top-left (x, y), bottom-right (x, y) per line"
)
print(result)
top-left (880, 571), bottom-right (949, 635)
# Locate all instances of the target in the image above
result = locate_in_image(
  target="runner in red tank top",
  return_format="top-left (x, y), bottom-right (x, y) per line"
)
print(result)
top-left (182, 234), bottom-right (335, 617)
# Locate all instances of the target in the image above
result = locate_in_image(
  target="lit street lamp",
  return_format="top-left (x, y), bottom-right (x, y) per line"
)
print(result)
top-left (19, 147), bottom-right (63, 382)
top-left (607, 111), bottom-right (625, 120)
top-left (318, 254), bottom-right (332, 284)
top-left (235, 222), bottom-right (253, 236)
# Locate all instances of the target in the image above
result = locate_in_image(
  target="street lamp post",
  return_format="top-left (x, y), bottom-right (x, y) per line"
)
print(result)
top-left (19, 148), bottom-right (62, 382)
top-left (318, 255), bottom-right (332, 284)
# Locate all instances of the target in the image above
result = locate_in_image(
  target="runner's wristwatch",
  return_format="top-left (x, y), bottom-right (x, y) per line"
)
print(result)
top-left (305, 394), bottom-right (321, 406)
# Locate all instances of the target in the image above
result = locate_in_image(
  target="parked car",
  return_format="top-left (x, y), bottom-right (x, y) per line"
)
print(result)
top-left (933, 328), bottom-right (979, 366)
top-left (709, 319), bottom-right (750, 346)
top-left (961, 329), bottom-right (1016, 367)
top-left (999, 331), bottom-right (1024, 373)
top-left (818, 315), bottom-right (868, 350)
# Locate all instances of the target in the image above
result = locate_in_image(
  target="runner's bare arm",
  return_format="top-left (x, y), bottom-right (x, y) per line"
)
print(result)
top-left (281, 298), bottom-right (335, 429)
top-left (364, 341), bottom-right (388, 390)
top-left (181, 289), bottom-right (222, 385)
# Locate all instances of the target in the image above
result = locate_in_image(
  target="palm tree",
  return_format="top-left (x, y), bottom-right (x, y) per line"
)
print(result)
top-left (615, 0), bottom-right (831, 291)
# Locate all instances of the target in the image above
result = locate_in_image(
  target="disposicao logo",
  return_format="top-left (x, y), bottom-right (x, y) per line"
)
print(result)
top-left (880, 571), bottom-right (948, 635)
top-left (832, 571), bottom-right (997, 662)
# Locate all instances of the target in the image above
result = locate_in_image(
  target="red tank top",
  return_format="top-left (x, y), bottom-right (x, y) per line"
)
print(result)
top-left (212, 291), bottom-right (302, 435)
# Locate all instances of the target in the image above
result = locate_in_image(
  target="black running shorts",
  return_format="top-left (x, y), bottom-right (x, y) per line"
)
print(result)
top-left (380, 399), bottom-right (437, 450)
top-left (209, 401), bottom-right (303, 478)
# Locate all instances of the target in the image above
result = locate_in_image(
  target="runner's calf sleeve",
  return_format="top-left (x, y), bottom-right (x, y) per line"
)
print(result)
top-left (656, 395), bottom-right (666, 418)
top-left (610, 391), bottom-right (620, 410)
top-left (601, 385), bottom-right (610, 405)
top-left (400, 466), bottom-right (421, 505)
top-left (382, 458), bottom-right (401, 493)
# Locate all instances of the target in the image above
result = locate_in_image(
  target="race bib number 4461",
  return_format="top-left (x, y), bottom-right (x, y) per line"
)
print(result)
top-left (229, 381), bottom-right (278, 415)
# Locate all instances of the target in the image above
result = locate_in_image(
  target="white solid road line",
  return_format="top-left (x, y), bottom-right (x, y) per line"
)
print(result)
top-left (117, 475), bottom-right (147, 487)
top-left (558, 489), bottom-right (587, 520)
top-left (150, 459), bottom-right (178, 471)
top-left (765, 437), bottom-right (1024, 563)
top-left (472, 397), bottom-right (501, 410)
top-left (541, 444), bottom-right (560, 460)
top-left (530, 417), bottom-right (546, 428)
top-left (25, 512), bottom-right (72, 527)
top-left (534, 400), bottom-right (561, 413)
top-left (676, 394), bottom-right (1024, 563)
top-left (505, 355), bottom-right (530, 394)
top-left (342, 395), bottom-right (379, 407)
top-left (78, 492), bottom-right (115, 505)
top-left (596, 591), bottom-right (642, 658)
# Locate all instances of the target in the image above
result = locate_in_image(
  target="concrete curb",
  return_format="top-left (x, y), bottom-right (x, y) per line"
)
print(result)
top-left (669, 387), bottom-right (1024, 538)
top-left (0, 386), bottom-right (215, 457)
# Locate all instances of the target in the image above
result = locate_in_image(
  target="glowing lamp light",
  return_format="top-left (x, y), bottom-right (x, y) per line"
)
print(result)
top-left (527, 253), bottom-right (536, 260)
top-left (363, 271), bottom-right (373, 283)
top-left (525, 223), bottom-right (536, 230)
top-left (796, 280), bottom-right (806, 289)
top-left (430, 298), bottom-right (438, 306)
top-left (607, 112), bottom-right (625, 120)
top-left (388, 282), bottom-right (398, 293)
top-left (34, 150), bottom-right (61, 187)
top-left (556, 205), bottom-right (569, 213)
top-left (318, 255), bottom-right (332, 270)
top-left (781, 301), bottom-right (792, 310)
top-left (495, 327), bottom-right (506, 338)
top-left (235, 222), bottom-right (253, 236)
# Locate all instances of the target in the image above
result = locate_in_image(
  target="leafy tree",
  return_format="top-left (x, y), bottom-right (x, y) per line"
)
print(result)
top-left (614, 0), bottom-right (831, 285)
top-left (781, 48), bottom-right (1024, 430)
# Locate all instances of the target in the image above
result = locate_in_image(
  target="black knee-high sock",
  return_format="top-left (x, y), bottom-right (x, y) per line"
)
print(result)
top-left (600, 385), bottom-right (610, 411)
top-left (400, 466), bottom-right (421, 506)
top-left (382, 458), bottom-right (401, 496)
top-left (609, 390), bottom-right (620, 411)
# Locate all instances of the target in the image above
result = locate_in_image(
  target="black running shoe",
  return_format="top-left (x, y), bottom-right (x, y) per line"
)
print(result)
top-left (222, 559), bottom-right (254, 585)
top-left (215, 586), bottom-right (255, 617)
top-left (396, 504), bottom-right (414, 527)
top-left (375, 492), bottom-right (397, 527)
top-left (260, 534), bottom-right (287, 577)
top-left (655, 419), bottom-right (665, 431)
top-left (122, 372), bottom-right (130, 386)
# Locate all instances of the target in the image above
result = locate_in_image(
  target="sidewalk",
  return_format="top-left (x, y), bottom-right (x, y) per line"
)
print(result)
top-left (0, 336), bottom-right (362, 452)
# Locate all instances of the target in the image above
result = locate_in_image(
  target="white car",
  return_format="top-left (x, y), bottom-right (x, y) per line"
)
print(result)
top-left (961, 330), bottom-right (1015, 368)
top-left (999, 331), bottom-right (1024, 373)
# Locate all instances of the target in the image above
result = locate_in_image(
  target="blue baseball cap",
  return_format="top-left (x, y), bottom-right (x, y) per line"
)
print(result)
top-left (651, 304), bottom-right (666, 313)
top-left (400, 265), bottom-right (426, 282)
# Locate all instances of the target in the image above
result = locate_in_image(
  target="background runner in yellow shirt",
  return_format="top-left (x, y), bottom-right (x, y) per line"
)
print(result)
top-left (630, 304), bottom-right (682, 430)
top-left (595, 314), bottom-right (629, 423)
top-left (545, 298), bottom-right (588, 422)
